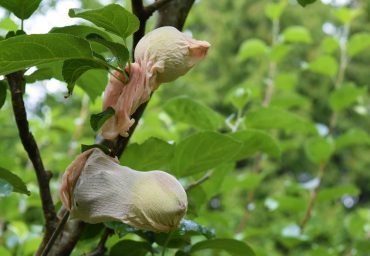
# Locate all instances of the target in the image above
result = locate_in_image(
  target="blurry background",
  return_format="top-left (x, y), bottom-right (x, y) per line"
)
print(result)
top-left (0, 0), bottom-right (370, 255)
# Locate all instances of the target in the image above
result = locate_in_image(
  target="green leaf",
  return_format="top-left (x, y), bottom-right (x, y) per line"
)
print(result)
top-left (0, 246), bottom-right (11, 256)
top-left (190, 239), bottom-right (255, 256)
top-left (109, 240), bottom-right (153, 256)
top-left (308, 55), bottom-right (338, 77)
top-left (178, 219), bottom-right (215, 239)
top-left (62, 59), bottom-right (107, 95)
top-left (238, 39), bottom-right (268, 61)
top-left (25, 62), bottom-right (63, 83)
top-left (0, 0), bottom-right (42, 20)
top-left (265, 2), bottom-right (287, 21)
top-left (77, 69), bottom-right (108, 102)
top-left (0, 80), bottom-right (7, 109)
top-left (297, 0), bottom-right (317, 7)
top-left (0, 34), bottom-right (93, 76)
top-left (155, 219), bottom-right (215, 248)
top-left (270, 44), bottom-right (291, 62)
top-left (333, 8), bottom-right (360, 25)
top-left (164, 96), bottom-right (224, 130)
top-left (121, 137), bottom-right (174, 171)
top-left (81, 144), bottom-right (111, 155)
top-left (171, 132), bottom-right (242, 177)
top-left (50, 25), bottom-right (112, 40)
top-left (273, 196), bottom-right (307, 212)
top-left (317, 185), bottom-right (360, 202)
top-left (245, 107), bottom-right (316, 134)
top-left (321, 37), bottom-right (339, 54)
top-left (329, 84), bottom-right (364, 111)
top-left (0, 17), bottom-right (18, 31)
top-left (304, 137), bottom-right (334, 164)
top-left (347, 32), bottom-right (370, 57)
top-left (241, 172), bottom-right (266, 191)
top-left (335, 129), bottom-right (370, 150)
top-left (0, 167), bottom-right (30, 196)
top-left (50, 25), bottom-right (113, 54)
top-left (229, 129), bottom-right (281, 160)
top-left (225, 87), bottom-right (251, 110)
top-left (90, 107), bottom-right (115, 132)
top-left (282, 26), bottom-right (312, 44)
top-left (86, 33), bottom-right (129, 70)
top-left (69, 4), bottom-right (139, 40)
top-left (275, 72), bottom-right (298, 91)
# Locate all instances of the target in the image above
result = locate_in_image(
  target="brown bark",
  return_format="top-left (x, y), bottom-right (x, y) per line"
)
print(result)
top-left (7, 71), bottom-right (58, 255)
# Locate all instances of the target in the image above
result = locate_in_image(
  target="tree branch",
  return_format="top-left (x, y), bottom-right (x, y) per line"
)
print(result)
top-left (48, 1), bottom-right (198, 254)
top-left (6, 71), bottom-right (57, 255)
top-left (144, 0), bottom-right (173, 17)
top-left (300, 163), bottom-right (326, 231)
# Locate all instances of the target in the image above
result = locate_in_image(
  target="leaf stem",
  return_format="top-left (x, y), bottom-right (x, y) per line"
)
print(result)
top-left (41, 211), bottom-right (70, 256)
top-left (299, 163), bottom-right (325, 231)
top-left (162, 231), bottom-right (174, 256)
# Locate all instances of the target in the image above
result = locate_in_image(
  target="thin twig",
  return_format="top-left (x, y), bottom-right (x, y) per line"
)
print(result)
top-left (41, 211), bottom-right (70, 256)
top-left (7, 71), bottom-right (57, 253)
top-left (162, 231), bottom-right (174, 256)
top-left (299, 163), bottom-right (325, 231)
top-left (86, 228), bottom-right (113, 256)
top-left (186, 171), bottom-right (213, 192)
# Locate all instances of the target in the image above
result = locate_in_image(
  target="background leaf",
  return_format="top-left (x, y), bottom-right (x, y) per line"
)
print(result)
top-left (347, 32), bottom-right (370, 57)
top-left (335, 129), bottom-right (370, 150)
top-left (0, 0), bottom-right (41, 20)
top-left (297, 0), bottom-right (317, 7)
top-left (329, 83), bottom-right (364, 111)
top-left (308, 55), bottom-right (338, 77)
top-left (171, 132), bottom-right (242, 177)
top-left (0, 17), bottom-right (18, 31)
top-left (0, 167), bottom-right (30, 196)
top-left (245, 107), bottom-right (316, 134)
top-left (121, 137), bottom-right (174, 171)
top-left (164, 96), bottom-right (224, 130)
top-left (282, 26), bottom-right (312, 43)
top-left (109, 240), bottom-right (152, 256)
top-left (317, 185), bottom-right (360, 202)
top-left (190, 239), bottom-right (255, 256)
top-left (304, 137), bottom-right (334, 164)
top-left (229, 129), bottom-right (281, 159)
top-left (238, 39), bottom-right (268, 61)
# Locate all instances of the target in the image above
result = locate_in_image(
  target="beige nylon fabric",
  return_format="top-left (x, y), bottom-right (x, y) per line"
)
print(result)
top-left (61, 149), bottom-right (187, 232)
top-left (101, 26), bottom-right (210, 140)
